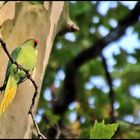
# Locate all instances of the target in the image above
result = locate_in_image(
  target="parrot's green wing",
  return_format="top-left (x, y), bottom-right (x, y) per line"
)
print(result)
top-left (6, 47), bottom-right (22, 72)
top-left (4, 47), bottom-right (22, 81)
top-left (5, 39), bottom-right (34, 76)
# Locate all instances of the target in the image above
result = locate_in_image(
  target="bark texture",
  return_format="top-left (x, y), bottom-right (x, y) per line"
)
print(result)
top-left (0, 1), bottom-right (70, 138)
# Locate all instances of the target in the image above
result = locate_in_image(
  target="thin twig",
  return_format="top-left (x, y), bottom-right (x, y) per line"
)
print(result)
top-left (100, 53), bottom-right (116, 123)
top-left (30, 112), bottom-right (47, 139)
top-left (42, 114), bottom-right (61, 139)
top-left (55, 124), bottom-right (61, 139)
top-left (0, 38), bottom-right (46, 139)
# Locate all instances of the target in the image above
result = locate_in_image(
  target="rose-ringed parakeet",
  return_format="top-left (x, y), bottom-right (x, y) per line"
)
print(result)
top-left (0, 39), bottom-right (38, 116)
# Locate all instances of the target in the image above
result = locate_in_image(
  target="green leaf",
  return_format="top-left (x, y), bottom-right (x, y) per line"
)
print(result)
top-left (90, 120), bottom-right (119, 139)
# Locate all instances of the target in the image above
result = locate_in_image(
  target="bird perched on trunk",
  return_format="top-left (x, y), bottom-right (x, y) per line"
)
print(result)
top-left (0, 39), bottom-right (38, 116)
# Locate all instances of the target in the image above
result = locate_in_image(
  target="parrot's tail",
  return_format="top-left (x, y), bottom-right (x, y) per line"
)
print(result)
top-left (0, 74), bottom-right (17, 116)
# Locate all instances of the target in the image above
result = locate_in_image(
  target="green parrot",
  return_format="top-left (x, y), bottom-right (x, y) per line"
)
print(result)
top-left (0, 39), bottom-right (38, 116)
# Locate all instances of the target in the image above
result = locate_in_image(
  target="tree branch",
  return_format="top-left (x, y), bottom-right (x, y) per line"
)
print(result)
top-left (100, 53), bottom-right (116, 123)
top-left (0, 38), bottom-right (46, 139)
top-left (52, 2), bottom-right (140, 115)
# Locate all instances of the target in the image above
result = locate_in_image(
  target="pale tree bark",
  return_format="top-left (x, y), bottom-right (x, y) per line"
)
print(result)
top-left (0, 1), bottom-right (78, 138)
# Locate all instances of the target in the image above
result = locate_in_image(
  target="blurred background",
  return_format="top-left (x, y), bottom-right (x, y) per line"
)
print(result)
top-left (36, 1), bottom-right (140, 139)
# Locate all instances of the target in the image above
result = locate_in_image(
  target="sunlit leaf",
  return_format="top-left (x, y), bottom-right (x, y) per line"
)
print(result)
top-left (90, 120), bottom-right (118, 139)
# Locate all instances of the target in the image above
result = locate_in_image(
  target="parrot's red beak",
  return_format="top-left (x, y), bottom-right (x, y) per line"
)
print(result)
top-left (34, 39), bottom-right (38, 47)
top-left (34, 39), bottom-right (38, 44)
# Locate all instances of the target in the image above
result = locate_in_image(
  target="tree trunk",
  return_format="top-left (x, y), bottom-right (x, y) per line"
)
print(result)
top-left (0, 1), bottom-right (72, 138)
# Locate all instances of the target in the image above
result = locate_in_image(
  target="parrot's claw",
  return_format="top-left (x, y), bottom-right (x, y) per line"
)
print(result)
top-left (15, 63), bottom-right (24, 73)
top-left (18, 64), bottom-right (24, 70)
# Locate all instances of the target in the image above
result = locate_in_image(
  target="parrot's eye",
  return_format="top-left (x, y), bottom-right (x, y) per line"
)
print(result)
top-left (34, 39), bottom-right (38, 47)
